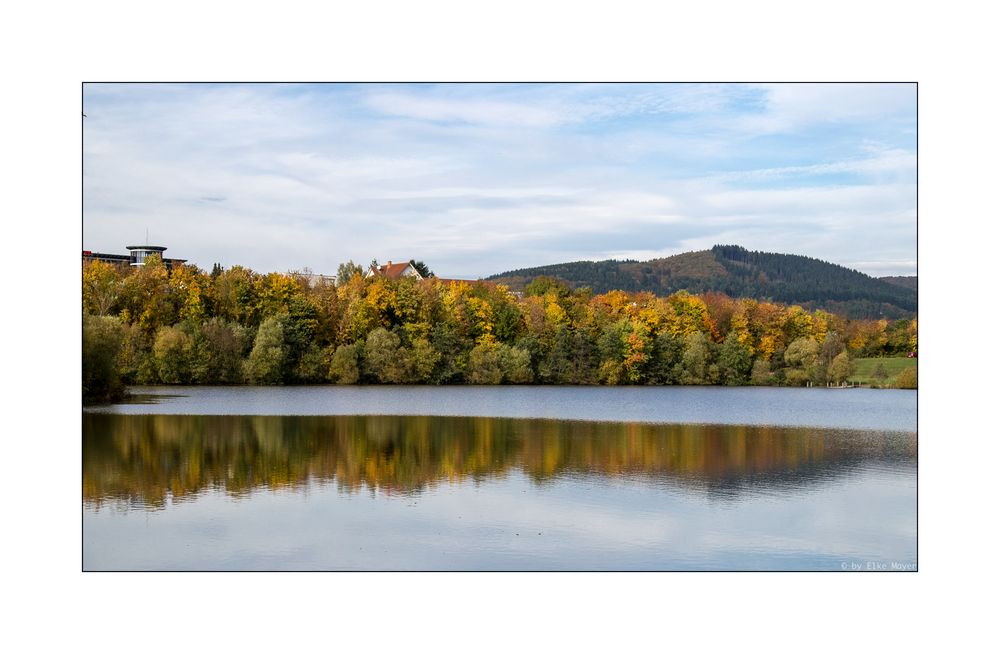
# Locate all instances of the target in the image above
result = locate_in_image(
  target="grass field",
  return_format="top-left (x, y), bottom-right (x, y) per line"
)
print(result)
top-left (848, 357), bottom-right (918, 386)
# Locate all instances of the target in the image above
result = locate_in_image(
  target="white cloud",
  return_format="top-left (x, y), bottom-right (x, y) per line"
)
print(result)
top-left (742, 83), bottom-right (916, 134)
top-left (366, 92), bottom-right (564, 127)
top-left (84, 83), bottom-right (917, 278)
top-left (712, 147), bottom-right (916, 183)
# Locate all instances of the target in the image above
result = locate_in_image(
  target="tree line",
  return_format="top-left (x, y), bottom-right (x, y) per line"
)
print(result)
top-left (82, 256), bottom-right (918, 402)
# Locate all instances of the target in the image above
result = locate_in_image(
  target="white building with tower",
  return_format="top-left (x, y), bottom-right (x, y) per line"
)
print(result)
top-left (83, 243), bottom-right (186, 268)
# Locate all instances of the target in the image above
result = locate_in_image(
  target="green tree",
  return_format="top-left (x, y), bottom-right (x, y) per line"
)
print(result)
top-left (498, 344), bottom-right (534, 383)
top-left (295, 343), bottom-right (328, 383)
top-left (872, 362), bottom-right (889, 386)
top-left (363, 328), bottom-right (407, 383)
top-left (429, 321), bottom-right (467, 384)
top-left (329, 342), bottom-right (362, 384)
top-left (717, 331), bottom-right (753, 385)
top-left (336, 260), bottom-right (364, 286)
top-left (541, 325), bottom-right (594, 384)
top-left (524, 276), bottom-right (570, 298)
top-left (649, 331), bottom-right (684, 384)
top-left (282, 295), bottom-right (320, 379)
top-left (492, 297), bottom-right (525, 344)
top-left (409, 337), bottom-right (441, 383)
top-left (784, 337), bottom-right (821, 385)
top-left (83, 314), bottom-right (125, 402)
top-left (409, 259), bottom-right (434, 278)
top-left (677, 331), bottom-right (712, 385)
top-left (192, 319), bottom-right (245, 384)
top-left (244, 317), bottom-right (287, 384)
top-left (152, 324), bottom-right (197, 383)
top-left (118, 323), bottom-right (158, 384)
top-left (466, 343), bottom-right (503, 384)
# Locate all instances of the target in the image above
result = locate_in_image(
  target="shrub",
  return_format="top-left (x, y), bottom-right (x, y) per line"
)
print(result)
top-left (750, 359), bottom-right (771, 386)
top-left (894, 367), bottom-right (918, 389)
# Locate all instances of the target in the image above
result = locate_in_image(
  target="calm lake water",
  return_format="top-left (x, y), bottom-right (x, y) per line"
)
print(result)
top-left (83, 386), bottom-right (917, 571)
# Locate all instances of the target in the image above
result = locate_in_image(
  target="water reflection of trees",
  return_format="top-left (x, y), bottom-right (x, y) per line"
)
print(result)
top-left (82, 414), bottom-right (916, 508)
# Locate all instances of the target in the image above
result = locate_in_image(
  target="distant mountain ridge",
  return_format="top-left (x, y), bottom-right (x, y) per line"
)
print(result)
top-left (485, 245), bottom-right (917, 319)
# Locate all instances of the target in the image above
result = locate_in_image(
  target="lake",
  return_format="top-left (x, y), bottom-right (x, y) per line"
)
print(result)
top-left (83, 386), bottom-right (917, 571)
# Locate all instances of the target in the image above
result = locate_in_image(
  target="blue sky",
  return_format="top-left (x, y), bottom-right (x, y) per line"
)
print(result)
top-left (83, 83), bottom-right (916, 278)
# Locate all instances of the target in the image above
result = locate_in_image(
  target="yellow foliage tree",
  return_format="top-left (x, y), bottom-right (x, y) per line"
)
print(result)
top-left (82, 260), bottom-right (122, 315)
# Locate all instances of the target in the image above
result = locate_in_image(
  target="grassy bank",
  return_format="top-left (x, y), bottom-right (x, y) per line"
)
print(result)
top-left (848, 357), bottom-right (917, 388)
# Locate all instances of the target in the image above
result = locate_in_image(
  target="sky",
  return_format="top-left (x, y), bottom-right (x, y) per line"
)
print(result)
top-left (82, 83), bottom-right (916, 278)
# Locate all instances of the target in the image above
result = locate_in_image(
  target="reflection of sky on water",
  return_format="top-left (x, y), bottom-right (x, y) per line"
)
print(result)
top-left (84, 463), bottom-right (916, 571)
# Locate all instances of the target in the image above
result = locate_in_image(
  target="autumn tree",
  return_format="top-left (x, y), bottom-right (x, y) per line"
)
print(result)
top-left (169, 264), bottom-right (209, 323)
top-left (828, 351), bottom-right (854, 385)
top-left (894, 367), bottom-right (917, 389)
top-left (212, 265), bottom-right (257, 325)
top-left (116, 255), bottom-right (175, 334)
top-left (82, 260), bottom-right (122, 316)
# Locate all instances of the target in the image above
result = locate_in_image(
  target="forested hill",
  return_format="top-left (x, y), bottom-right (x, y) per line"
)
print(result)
top-left (879, 276), bottom-right (918, 290)
top-left (485, 245), bottom-right (917, 319)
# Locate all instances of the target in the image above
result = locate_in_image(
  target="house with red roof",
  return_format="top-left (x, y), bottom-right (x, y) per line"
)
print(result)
top-left (365, 260), bottom-right (424, 280)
